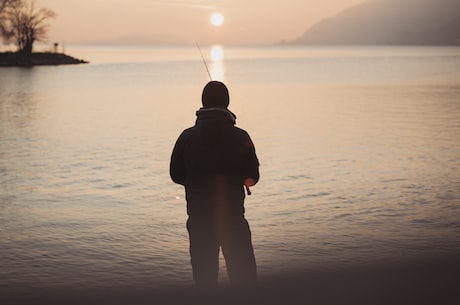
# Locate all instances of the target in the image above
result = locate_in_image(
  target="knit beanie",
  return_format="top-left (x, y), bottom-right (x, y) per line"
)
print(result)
top-left (201, 81), bottom-right (229, 108)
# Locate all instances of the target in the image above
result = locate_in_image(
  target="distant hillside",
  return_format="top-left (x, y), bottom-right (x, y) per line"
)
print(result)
top-left (292, 0), bottom-right (460, 45)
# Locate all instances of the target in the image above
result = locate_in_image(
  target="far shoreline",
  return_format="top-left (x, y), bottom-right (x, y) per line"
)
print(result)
top-left (0, 51), bottom-right (89, 67)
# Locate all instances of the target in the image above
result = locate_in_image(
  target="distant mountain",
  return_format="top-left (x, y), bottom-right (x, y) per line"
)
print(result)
top-left (292, 0), bottom-right (460, 45)
top-left (85, 35), bottom-right (183, 46)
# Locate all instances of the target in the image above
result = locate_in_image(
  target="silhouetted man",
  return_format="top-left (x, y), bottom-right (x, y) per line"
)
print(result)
top-left (170, 81), bottom-right (259, 288)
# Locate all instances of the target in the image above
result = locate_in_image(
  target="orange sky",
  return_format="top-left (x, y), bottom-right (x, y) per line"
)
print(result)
top-left (39, 0), bottom-right (366, 45)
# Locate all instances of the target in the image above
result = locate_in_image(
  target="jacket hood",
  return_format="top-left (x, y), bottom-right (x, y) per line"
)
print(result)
top-left (195, 107), bottom-right (236, 125)
top-left (195, 108), bottom-right (237, 143)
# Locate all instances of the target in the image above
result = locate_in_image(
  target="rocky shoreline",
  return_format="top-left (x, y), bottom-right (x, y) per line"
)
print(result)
top-left (0, 52), bottom-right (88, 67)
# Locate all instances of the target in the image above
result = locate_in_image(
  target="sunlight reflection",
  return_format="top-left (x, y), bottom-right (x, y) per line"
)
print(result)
top-left (210, 45), bottom-right (225, 81)
top-left (210, 45), bottom-right (224, 61)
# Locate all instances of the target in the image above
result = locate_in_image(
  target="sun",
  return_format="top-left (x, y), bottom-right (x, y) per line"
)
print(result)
top-left (210, 13), bottom-right (224, 27)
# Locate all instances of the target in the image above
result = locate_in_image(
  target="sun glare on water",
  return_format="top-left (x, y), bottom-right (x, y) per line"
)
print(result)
top-left (211, 45), bottom-right (224, 61)
top-left (210, 13), bottom-right (224, 26)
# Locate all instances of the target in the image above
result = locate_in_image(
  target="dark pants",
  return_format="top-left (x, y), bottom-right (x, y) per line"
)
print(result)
top-left (186, 214), bottom-right (257, 287)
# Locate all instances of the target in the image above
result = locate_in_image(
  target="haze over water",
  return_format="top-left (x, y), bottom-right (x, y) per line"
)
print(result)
top-left (1, 45), bottom-right (460, 290)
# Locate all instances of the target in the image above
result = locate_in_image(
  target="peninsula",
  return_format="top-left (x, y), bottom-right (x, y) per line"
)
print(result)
top-left (0, 51), bottom-right (88, 67)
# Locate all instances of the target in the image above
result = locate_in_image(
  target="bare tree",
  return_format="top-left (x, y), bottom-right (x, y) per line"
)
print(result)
top-left (0, 0), bottom-right (20, 13)
top-left (1, 0), bottom-right (55, 54)
top-left (0, 0), bottom-right (21, 40)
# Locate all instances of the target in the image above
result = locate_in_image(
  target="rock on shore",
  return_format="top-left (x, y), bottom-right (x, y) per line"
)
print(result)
top-left (0, 52), bottom-right (88, 67)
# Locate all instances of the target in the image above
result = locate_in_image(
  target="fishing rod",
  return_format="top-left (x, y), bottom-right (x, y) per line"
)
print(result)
top-left (195, 43), bottom-right (252, 196)
top-left (245, 184), bottom-right (252, 196)
top-left (196, 43), bottom-right (212, 80)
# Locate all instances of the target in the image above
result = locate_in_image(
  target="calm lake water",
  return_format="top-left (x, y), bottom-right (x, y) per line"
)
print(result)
top-left (1, 45), bottom-right (460, 290)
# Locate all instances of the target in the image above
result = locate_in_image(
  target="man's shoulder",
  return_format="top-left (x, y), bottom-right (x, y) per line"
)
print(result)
top-left (180, 126), bottom-right (198, 136)
top-left (232, 126), bottom-right (251, 138)
top-left (174, 127), bottom-right (197, 144)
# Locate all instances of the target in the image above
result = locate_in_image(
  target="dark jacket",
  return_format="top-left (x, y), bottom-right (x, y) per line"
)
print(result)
top-left (170, 108), bottom-right (259, 216)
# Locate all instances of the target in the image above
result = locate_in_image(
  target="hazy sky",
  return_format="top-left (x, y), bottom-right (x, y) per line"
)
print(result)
top-left (39, 0), bottom-right (366, 45)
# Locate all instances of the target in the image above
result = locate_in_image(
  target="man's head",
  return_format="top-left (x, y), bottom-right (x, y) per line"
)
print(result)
top-left (201, 81), bottom-right (229, 108)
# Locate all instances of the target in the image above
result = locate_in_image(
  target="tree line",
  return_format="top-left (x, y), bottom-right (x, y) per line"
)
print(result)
top-left (0, 0), bottom-right (55, 54)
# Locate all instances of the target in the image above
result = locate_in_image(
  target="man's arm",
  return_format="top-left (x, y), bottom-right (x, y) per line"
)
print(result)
top-left (170, 133), bottom-right (187, 186)
top-left (242, 133), bottom-right (260, 187)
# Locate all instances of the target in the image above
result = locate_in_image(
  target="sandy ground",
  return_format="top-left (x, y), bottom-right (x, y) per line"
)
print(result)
top-left (2, 255), bottom-right (459, 305)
